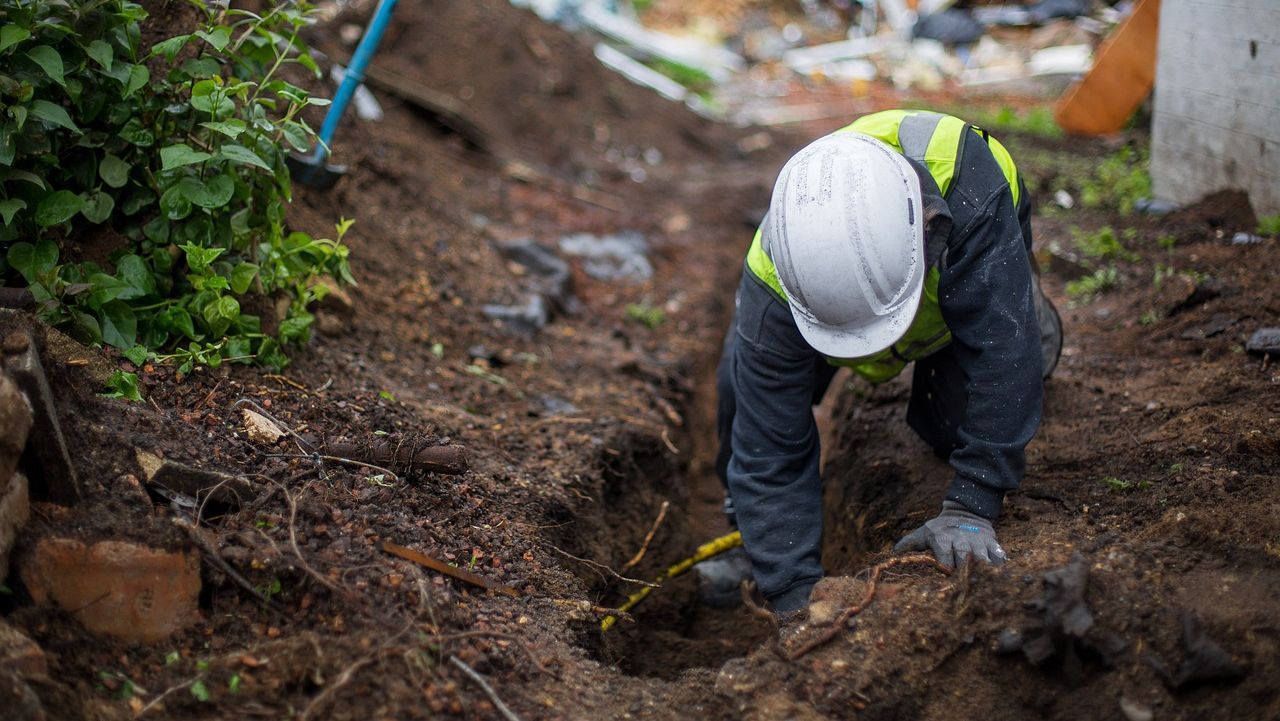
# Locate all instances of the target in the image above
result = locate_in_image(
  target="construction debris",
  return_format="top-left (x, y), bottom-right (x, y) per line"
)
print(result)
top-left (242, 408), bottom-right (286, 446)
top-left (559, 231), bottom-right (653, 282)
top-left (135, 449), bottom-right (253, 508)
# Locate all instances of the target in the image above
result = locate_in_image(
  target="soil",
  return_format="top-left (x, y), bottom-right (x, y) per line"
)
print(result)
top-left (2, 2), bottom-right (1278, 720)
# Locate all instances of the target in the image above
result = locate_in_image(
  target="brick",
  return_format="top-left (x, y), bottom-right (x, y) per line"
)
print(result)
top-left (20, 537), bottom-right (201, 644)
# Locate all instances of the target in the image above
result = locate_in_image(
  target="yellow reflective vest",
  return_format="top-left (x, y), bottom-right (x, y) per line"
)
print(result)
top-left (745, 110), bottom-right (1022, 384)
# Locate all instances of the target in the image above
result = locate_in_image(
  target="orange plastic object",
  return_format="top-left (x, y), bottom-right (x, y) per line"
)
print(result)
top-left (1055, 0), bottom-right (1161, 136)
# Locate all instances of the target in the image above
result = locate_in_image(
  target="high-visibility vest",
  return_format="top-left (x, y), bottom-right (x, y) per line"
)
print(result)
top-left (745, 109), bottom-right (1022, 384)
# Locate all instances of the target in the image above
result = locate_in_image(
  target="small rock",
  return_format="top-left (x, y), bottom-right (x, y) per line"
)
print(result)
top-left (1230, 232), bottom-right (1263, 245)
top-left (1246, 328), bottom-right (1280, 355)
top-left (0, 375), bottom-right (33, 483)
top-left (1119, 697), bottom-right (1153, 721)
top-left (19, 537), bottom-right (201, 643)
top-left (0, 668), bottom-right (44, 721)
top-left (1053, 189), bottom-right (1074, 209)
top-left (0, 472), bottom-right (30, 580)
top-left (0, 620), bottom-right (46, 676)
top-left (242, 409), bottom-right (284, 446)
top-left (135, 449), bottom-right (251, 506)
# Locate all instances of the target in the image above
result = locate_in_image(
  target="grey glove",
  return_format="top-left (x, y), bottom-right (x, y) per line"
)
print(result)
top-left (894, 502), bottom-right (1007, 568)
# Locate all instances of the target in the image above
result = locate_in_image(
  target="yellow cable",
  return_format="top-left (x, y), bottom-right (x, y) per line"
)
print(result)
top-left (600, 530), bottom-right (742, 631)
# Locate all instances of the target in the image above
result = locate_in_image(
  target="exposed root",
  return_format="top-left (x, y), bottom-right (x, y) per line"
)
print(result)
top-left (787, 554), bottom-right (952, 660)
top-left (173, 517), bottom-right (284, 612)
top-left (548, 544), bottom-right (660, 587)
top-left (450, 656), bottom-right (524, 721)
top-left (619, 500), bottom-right (669, 573)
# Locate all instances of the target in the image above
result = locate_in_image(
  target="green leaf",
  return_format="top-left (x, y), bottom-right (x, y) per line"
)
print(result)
top-left (99, 153), bottom-right (130, 188)
top-left (87, 273), bottom-right (132, 306)
top-left (0, 122), bottom-right (13, 165)
top-left (100, 301), bottom-right (137, 349)
top-left (217, 144), bottom-right (271, 171)
top-left (196, 27), bottom-right (231, 52)
top-left (200, 119), bottom-right (245, 139)
top-left (80, 190), bottom-right (114, 224)
top-left (229, 262), bottom-right (259, 294)
top-left (101, 370), bottom-right (143, 402)
top-left (34, 190), bottom-right (84, 227)
top-left (0, 26), bottom-right (31, 53)
top-left (123, 345), bottom-right (148, 365)
top-left (124, 64), bottom-right (149, 99)
top-left (26, 46), bottom-right (65, 87)
top-left (149, 34), bottom-right (189, 61)
top-left (0, 198), bottom-right (25, 225)
top-left (160, 143), bottom-right (212, 170)
top-left (0, 169), bottom-right (45, 188)
top-left (86, 40), bottom-right (113, 71)
top-left (29, 99), bottom-right (79, 132)
top-left (178, 174), bottom-right (234, 208)
top-left (280, 121), bottom-right (311, 152)
top-left (70, 310), bottom-right (102, 345)
top-left (7, 105), bottom-right (26, 131)
top-left (117, 254), bottom-right (156, 297)
top-left (7, 239), bottom-right (57, 280)
top-left (119, 118), bottom-right (154, 146)
top-left (159, 186), bottom-right (192, 220)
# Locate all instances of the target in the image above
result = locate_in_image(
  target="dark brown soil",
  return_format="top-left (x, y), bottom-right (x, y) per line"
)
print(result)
top-left (3, 2), bottom-right (1278, 720)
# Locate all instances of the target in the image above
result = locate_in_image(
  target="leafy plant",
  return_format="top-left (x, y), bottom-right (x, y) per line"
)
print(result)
top-left (625, 301), bottom-right (665, 329)
top-left (1102, 476), bottom-right (1150, 493)
top-left (1065, 266), bottom-right (1118, 303)
top-left (1072, 226), bottom-right (1138, 262)
top-left (1258, 214), bottom-right (1280, 236)
top-left (101, 368), bottom-right (141, 401)
top-left (1081, 147), bottom-right (1151, 214)
top-left (190, 679), bottom-right (211, 702)
top-left (0, 1), bottom-right (351, 372)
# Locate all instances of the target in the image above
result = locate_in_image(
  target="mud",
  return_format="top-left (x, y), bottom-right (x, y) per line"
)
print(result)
top-left (2, 2), bottom-right (1278, 720)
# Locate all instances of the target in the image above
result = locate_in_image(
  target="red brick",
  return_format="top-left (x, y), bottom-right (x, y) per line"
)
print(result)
top-left (0, 620), bottom-right (45, 677)
top-left (20, 538), bottom-right (201, 643)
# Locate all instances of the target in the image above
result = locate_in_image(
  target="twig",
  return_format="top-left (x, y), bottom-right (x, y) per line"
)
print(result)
top-left (619, 500), bottom-right (669, 573)
top-left (172, 517), bottom-right (284, 612)
top-left (546, 598), bottom-right (635, 623)
top-left (382, 541), bottom-right (519, 598)
top-left (431, 631), bottom-right (552, 677)
top-left (659, 428), bottom-right (680, 455)
top-left (449, 656), bottom-right (524, 721)
top-left (135, 673), bottom-right (204, 716)
top-left (279, 480), bottom-right (352, 601)
top-left (300, 645), bottom-right (407, 721)
top-left (740, 581), bottom-right (778, 628)
top-left (547, 545), bottom-right (659, 588)
top-left (264, 373), bottom-right (308, 391)
top-left (265, 453), bottom-right (401, 484)
top-left (787, 554), bottom-right (952, 660)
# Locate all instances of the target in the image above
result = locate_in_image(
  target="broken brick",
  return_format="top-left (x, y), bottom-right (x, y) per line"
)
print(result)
top-left (19, 537), bottom-right (201, 643)
top-left (0, 620), bottom-right (46, 677)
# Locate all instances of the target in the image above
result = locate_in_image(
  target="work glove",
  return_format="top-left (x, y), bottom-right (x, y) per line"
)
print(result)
top-left (893, 501), bottom-right (1007, 568)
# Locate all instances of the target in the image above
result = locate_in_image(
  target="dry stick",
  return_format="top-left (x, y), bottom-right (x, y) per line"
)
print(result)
top-left (266, 452), bottom-right (402, 485)
top-left (271, 478), bottom-right (355, 603)
top-left (431, 630), bottom-right (553, 677)
top-left (787, 554), bottom-right (953, 660)
top-left (619, 500), bottom-right (670, 573)
top-left (300, 656), bottom-right (381, 721)
top-left (547, 545), bottom-right (659, 588)
top-left (382, 541), bottom-right (520, 598)
top-left (135, 673), bottom-right (204, 717)
top-left (172, 517), bottom-right (284, 612)
top-left (449, 656), bottom-right (524, 721)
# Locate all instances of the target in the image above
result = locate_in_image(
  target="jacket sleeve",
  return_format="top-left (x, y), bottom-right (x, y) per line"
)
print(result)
top-left (725, 272), bottom-right (826, 612)
top-left (937, 168), bottom-right (1044, 519)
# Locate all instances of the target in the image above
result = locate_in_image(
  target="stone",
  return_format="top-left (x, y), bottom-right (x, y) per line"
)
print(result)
top-left (0, 620), bottom-right (46, 677)
top-left (2, 331), bottom-right (78, 504)
top-left (0, 668), bottom-right (44, 721)
top-left (241, 409), bottom-right (284, 446)
top-left (0, 375), bottom-right (32, 482)
top-left (135, 449), bottom-right (252, 507)
top-left (1246, 327), bottom-right (1280, 355)
top-left (0, 472), bottom-right (30, 579)
top-left (20, 537), bottom-right (201, 643)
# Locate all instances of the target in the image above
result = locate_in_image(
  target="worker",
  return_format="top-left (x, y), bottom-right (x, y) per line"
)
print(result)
top-left (697, 109), bottom-right (1063, 615)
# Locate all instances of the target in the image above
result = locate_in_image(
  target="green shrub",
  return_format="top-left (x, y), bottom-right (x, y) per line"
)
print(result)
top-left (1065, 265), bottom-right (1118, 303)
top-left (0, 1), bottom-right (350, 372)
top-left (625, 301), bottom-right (665, 329)
top-left (1072, 225), bottom-right (1139, 262)
top-left (1259, 214), bottom-right (1280, 236)
top-left (1081, 147), bottom-right (1151, 215)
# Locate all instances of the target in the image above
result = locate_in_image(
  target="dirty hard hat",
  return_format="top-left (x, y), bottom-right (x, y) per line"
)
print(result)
top-left (764, 132), bottom-right (925, 358)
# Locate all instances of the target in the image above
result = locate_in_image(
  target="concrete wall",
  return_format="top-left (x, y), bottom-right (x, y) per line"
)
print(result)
top-left (1151, 0), bottom-right (1280, 217)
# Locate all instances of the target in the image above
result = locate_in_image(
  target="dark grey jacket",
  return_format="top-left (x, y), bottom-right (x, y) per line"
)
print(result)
top-left (723, 135), bottom-right (1043, 611)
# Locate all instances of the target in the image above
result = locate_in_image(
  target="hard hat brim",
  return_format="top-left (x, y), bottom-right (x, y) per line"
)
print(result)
top-left (789, 280), bottom-right (923, 360)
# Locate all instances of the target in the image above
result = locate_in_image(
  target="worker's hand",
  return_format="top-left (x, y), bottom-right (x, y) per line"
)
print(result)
top-left (893, 502), bottom-right (1007, 568)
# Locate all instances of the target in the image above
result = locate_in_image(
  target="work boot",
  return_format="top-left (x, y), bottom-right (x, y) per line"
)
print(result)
top-left (694, 546), bottom-right (753, 608)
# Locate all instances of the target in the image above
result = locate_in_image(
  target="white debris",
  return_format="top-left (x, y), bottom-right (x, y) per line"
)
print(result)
top-left (1028, 44), bottom-right (1091, 76)
top-left (242, 409), bottom-right (284, 446)
top-left (578, 1), bottom-right (745, 83)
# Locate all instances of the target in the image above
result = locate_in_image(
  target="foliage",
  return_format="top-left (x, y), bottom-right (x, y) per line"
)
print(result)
top-left (1072, 225), bottom-right (1139, 262)
top-left (1081, 146), bottom-right (1151, 214)
top-left (645, 58), bottom-right (713, 95)
top-left (625, 301), bottom-right (665, 329)
top-left (101, 368), bottom-right (141, 400)
top-left (1103, 476), bottom-right (1150, 493)
top-left (1258, 214), bottom-right (1280, 236)
top-left (1065, 265), bottom-right (1118, 303)
top-left (970, 105), bottom-right (1063, 138)
top-left (0, 0), bottom-right (351, 372)
top-left (190, 679), bottom-right (211, 702)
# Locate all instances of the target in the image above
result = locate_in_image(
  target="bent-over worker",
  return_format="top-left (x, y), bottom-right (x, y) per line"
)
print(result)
top-left (698, 109), bottom-right (1063, 614)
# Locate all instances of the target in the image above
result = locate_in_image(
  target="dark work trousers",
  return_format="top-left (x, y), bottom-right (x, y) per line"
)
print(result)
top-left (713, 276), bottom-right (1062, 497)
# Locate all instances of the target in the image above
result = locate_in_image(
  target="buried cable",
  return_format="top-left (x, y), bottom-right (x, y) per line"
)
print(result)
top-left (600, 530), bottom-right (743, 631)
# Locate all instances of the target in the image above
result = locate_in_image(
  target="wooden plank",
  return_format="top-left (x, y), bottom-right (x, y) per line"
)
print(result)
top-left (1054, 0), bottom-right (1161, 136)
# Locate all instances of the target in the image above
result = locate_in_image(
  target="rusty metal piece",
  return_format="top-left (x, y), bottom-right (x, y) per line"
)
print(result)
top-left (381, 541), bottom-right (518, 598)
top-left (2, 330), bottom-right (78, 504)
top-left (322, 436), bottom-right (468, 476)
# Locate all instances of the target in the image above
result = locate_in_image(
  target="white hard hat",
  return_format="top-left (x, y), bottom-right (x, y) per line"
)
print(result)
top-left (764, 132), bottom-right (925, 358)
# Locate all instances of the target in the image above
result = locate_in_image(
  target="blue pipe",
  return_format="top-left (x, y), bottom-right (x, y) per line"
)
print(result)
top-left (311, 0), bottom-right (399, 163)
